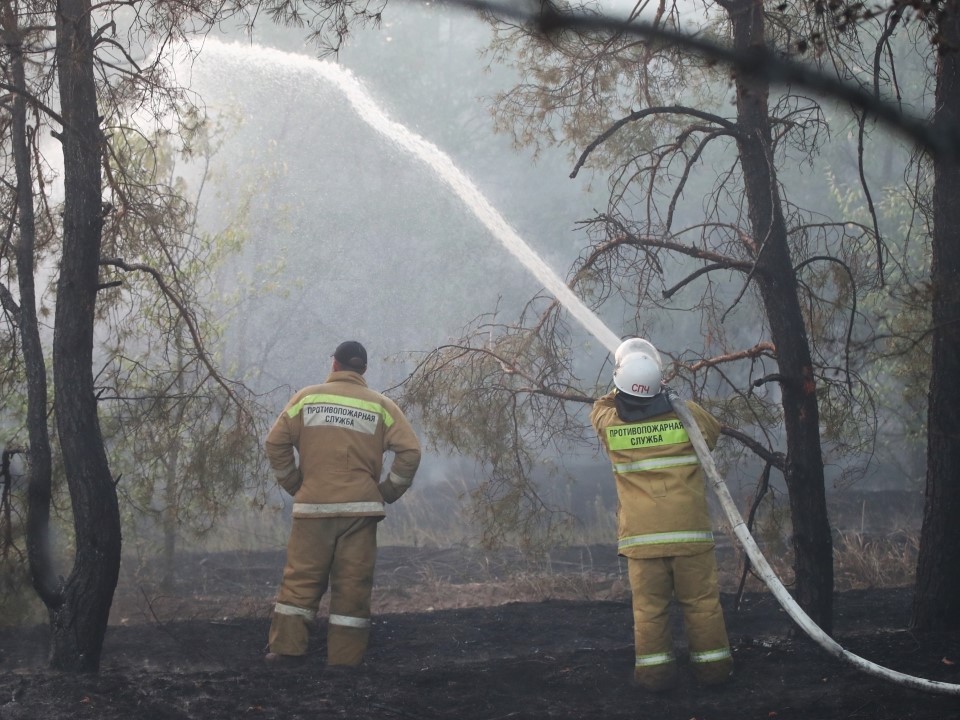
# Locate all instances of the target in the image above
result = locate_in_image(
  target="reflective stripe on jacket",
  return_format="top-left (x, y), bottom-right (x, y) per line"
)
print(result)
top-left (266, 371), bottom-right (421, 518)
top-left (590, 390), bottom-right (720, 559)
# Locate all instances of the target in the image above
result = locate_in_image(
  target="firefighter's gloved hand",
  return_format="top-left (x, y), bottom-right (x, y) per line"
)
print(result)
top-left (378, 472), bottom-right (413, 504)
top-left (279, 468), bottom-right (303, 496)
top-left (377, 478), bottom-right (401, 504)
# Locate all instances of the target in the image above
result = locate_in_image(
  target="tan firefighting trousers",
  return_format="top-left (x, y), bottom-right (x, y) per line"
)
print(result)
top-left (268, 515), bottom-right (378, 665)
top-left (627, 548), bottom-right (733, 689)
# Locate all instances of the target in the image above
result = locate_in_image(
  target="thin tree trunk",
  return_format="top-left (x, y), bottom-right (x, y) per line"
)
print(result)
top-left (726, 0), bottom-right (834, 632)
top-left (160, 335), bottom-right (188, 593)
top-left (161, 455), bottom-right (179, 593)
top-left (51, 0), bottom-right (122, 672)
top-left (913, 0), bottom-right (960, 631)
top-left (9, 22), bottom-right (59, 608)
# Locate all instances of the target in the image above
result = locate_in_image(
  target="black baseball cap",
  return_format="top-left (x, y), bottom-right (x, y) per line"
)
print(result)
top-left (333, 341), bottom-right (367, 371)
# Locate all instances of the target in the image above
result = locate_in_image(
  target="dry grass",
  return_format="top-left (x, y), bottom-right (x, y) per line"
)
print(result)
top-left (832, 530), bottom-right (918, 590)
top-left (3, 476), bottom-right (924, 629)
top-left (379, 528), bottom-right (920, 613)
top-left (104, 526), bottom-right (921, 626)
top-left (9, 528), bottom-right (920, 629)
top-left (714, 528), bottom-right (919, 597)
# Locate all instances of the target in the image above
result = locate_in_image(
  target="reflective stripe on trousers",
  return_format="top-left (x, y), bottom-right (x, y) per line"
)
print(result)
top-left (329, 613), bottom-right (371, 629)
top-left (691, 647), bottom-right (733, 664)
top-left (635, 651), bottom-right (675, 668)
top-left (274, 602), bottom-right (314, 619)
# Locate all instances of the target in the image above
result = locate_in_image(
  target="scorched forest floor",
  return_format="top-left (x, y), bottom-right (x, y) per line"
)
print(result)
top-left (1, 545), bottom-right (958, 720)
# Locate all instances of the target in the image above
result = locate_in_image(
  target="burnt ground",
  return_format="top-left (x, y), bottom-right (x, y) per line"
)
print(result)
top-left (1, 544), bottom-right (959, 720)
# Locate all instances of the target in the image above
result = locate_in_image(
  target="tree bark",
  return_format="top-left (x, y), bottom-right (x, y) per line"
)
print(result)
top-left (51, 0), bottom-right (122, 671)
top-left (8, 24), bottom-right (60, 608)
top-left (913, 0), bottom-right (960, 631)
top-left (727, 0), bottom-right (834, 632)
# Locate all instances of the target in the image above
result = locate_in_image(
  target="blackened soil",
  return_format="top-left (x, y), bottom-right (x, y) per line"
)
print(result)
top-left (1, 547), bottom-right (958, 720)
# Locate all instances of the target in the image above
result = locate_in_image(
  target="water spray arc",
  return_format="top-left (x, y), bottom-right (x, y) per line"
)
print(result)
top-left (193, 40), bottom-right (621, 357)
top-left (320, 64), bottom-right (622, 354)
top-left (195, 39), bottom-right (957, 696)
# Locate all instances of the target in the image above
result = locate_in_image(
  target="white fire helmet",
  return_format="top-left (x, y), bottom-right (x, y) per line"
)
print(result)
top-left (613, 352), bottom-right (662, 398)
top-left (614, 338), bottom-right (662, 371)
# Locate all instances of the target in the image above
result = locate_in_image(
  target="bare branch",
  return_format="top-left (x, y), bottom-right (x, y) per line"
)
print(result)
top-left (99, 257), bottom-right (251, 423)
top-left (720, 426), bottom-right (786, 471)
top-left (669, 342), bottom-right (778, 378)
top-left (589, 220), bottom-right (754, 270)
top-left (0, 283), bottom-right (21, 318)
top-left (662, 263), bottom-right (735, 300)
top-left (571, 105), bottom-right (738, 178)
top-left (0, 82), bottom-right (66, 127)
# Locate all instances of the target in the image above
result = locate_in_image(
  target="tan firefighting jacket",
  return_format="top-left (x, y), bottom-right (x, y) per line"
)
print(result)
top-left (590, 390), bottom-right (720, 559)
top-left (266, 370), bottom-right (421, 519)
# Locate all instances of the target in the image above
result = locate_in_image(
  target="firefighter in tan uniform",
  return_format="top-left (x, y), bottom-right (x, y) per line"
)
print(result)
top-left (590, 340), bottom-right (732, 691)
top-left (265, 341), bottom-right (421, 666)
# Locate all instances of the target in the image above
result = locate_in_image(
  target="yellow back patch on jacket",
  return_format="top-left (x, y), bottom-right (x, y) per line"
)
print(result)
top-left (290, 393), bottom-right (391, 434)
top-left (605, 419), bottom-right (688, 451)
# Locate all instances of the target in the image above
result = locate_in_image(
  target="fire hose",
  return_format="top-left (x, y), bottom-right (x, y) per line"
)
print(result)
top-left (666, 387), bottom-right (960, 696)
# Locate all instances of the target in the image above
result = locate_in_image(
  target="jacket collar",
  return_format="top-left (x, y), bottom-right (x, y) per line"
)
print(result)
top-left (325, 370), bottom-right (369, 387)
top-left (615, 390), bottom-right (673, 423)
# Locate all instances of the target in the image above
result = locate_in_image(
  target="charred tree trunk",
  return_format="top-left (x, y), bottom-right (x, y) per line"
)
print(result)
top-left (725, 0), bottom-right (834, 632)
top-left (913, 0), bottom-right (960, 631)
top-left (9, 26), bottom-right (60, 608)
top-left (2, 450), bottom-right (21, 561)
top-left (51, 0), bottom-right (122, 672)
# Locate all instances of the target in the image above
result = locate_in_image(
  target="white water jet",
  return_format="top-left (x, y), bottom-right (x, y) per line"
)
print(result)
top-left (184, 38), bottom-right (622, 355)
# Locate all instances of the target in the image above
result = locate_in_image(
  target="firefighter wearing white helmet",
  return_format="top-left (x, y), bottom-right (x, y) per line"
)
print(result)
top-left (590, 342), bottom-right (732, 691)
top-left (613, 352), bottom-right (662, 397)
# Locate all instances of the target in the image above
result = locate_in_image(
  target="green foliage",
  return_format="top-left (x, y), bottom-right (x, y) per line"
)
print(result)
top-left (94, 117), bottom-right (272, 577)
top-left (401, 311), bottom-right (592, 552)
top-left (822, 161), bottom-right (932, 486)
